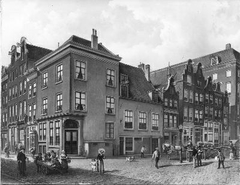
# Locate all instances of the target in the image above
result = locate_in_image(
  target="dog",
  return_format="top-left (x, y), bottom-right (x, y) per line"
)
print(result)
top-left (90, 159), bottom-right (97, 171)
top-left (126, 156), bottom-right (135, 162)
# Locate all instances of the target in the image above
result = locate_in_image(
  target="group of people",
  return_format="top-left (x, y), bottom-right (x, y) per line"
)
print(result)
top-left (192, 146), bottom-right (203, 168)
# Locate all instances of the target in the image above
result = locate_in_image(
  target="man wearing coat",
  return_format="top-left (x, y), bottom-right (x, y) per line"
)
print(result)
top-left (17, 149), bottom-right (27, 176)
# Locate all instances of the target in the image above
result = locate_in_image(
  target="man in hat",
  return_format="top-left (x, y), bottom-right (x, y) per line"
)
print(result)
top-left (97, 149), bottom-right (105, 173)
top-left (217, 148), bottom-right (225, 169)
top-left (152, 147), bottom-right (161, 169)
top-left (17, 149), bottom-right (27, 176)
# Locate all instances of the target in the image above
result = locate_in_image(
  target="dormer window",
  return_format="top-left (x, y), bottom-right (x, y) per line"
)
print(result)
top-left (120, 74), bottom-right (129, 98)
top-left (187, 75), bottom-right (192, 84)
top-left (211, 56), bottom-right (220, 66)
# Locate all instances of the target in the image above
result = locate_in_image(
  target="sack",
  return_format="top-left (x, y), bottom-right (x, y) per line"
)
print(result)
top-left (215, 156), bottom-right (218, 161)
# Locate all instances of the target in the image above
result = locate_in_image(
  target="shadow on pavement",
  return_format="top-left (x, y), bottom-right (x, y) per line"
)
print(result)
top-left (224, 166), bottom-right (232, 169)
top-left (202, 162), bottom-right (214, 166)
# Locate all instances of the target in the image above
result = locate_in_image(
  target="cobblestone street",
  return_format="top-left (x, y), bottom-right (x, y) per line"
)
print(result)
top-left (1, 154), bottom-right (240, 184)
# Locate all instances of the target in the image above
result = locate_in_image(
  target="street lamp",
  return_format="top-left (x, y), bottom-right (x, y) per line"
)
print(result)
top-left (179, 124), bottom-right (183, 163)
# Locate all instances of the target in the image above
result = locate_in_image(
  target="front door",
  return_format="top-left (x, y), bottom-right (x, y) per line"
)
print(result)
top-left (65, 130), bottom-right (78, 154)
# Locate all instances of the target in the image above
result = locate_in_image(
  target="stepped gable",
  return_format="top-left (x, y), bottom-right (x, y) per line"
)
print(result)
top-left (27, 44), bottom-right (52, 61)
top-left (119, 62), bottom-right (156, 103)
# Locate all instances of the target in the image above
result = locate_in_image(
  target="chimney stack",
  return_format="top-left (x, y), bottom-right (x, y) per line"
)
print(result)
top-left (91, 29), bottom-right (98, 50)
top-left (138, 63), bottom-right (151, 81)
top-left (226, 43), bottom-right (231, 50)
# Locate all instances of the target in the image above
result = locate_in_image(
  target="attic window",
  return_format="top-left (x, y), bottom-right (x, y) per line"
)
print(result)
top-left (211, 56), bottom-right (220, 66)
top-left (120, 74), bottom-right (129, 84)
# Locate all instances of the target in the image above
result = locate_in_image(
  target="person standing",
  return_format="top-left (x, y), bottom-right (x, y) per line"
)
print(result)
top-left (192, 146), bottom-right (198, 168)
top-left (35, 153), bottom-right (43, 173)
top-left (17, 149), bottom-right (27, 176)
top-left (141, 146), bottom-right (146, 158)
top-left (152, 148), bottom-right (161, 169)
top-left (197, 146), bottom-right (203, 166)
top-left (217, 148), bottom-right (225, 169)
top-left (3, 143), bottom-right (10, 158)
top-left (97, 149), bottom-right (105, 174)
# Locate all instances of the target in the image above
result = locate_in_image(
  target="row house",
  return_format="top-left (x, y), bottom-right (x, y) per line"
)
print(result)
top-left (3, 37), bottom-right (51, 153)
top-left (151, 59), bottom-right (229, 146)
top-left (1, 66), bottom-right (8, 150)
top-left (118, 63), bottom-right (163, 155)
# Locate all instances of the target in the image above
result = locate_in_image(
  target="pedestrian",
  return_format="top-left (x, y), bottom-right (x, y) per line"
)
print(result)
top-left (197, 146), bottom-right (203, 166)
top-left (17, 149), bottom-right (27, 176)
top-left (35, 153), bottom-right (42, 173)
top-left (3, 143), bottom-right (10, 158)
top-left (192, 146), bottom-right (198, 168)
top-left (29, 147), bottom-right (36, 159)
top-left (229, 147), bottom-right (234, 160)
top-left (97, 148), bottom-right (105, 174)
top-left (141, 146), bottom-right (146, 158)
top-left (152, 147), bottom-right (161, 169)
top-left (217, 148), bottom-right (225, 169)
top-left (60, 150), bottom-right (69, 172)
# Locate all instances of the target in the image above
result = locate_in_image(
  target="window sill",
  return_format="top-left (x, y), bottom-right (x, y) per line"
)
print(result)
top-left (106, 84), bottom-right (116, 88)
top-left (124, 128), bottom-right (134, 131)
top-left (55, 80), bottom-right (63, 85)
top-left (75, 78), bottom-right (87, 82)
top-left (105, 113), bottom-right (116, 116)
top-left (75, 110), bottom-right (87, 113)
top-left (42, 86), bottom-right (48, 90)
top-left (138, 129), bottom-right (148, 131)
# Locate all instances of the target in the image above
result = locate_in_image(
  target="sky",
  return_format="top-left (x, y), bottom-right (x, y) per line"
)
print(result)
top-left (1, 0), bottom-right (240, 71)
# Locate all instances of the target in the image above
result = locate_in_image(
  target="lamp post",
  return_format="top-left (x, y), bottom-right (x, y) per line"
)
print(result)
top-left (179, 124), bottom-right (183, 163)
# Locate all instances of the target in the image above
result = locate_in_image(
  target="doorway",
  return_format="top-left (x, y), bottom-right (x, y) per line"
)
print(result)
top-left (65, 130), bottom-right (78, 154)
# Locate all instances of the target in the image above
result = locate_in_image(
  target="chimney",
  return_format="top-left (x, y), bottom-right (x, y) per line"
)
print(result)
top-left (91, 29), bottom-right (98, 50)
top-left (226, 43), bottom-right (231, 50)
top-left (146, 64), bottom-right (150, 81)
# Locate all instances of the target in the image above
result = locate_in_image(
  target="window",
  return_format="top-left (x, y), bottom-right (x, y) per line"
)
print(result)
top-left (106, 96), bottom-right (115, 114)
top-left (219, 98), bottom-right (222, 106)
top-left (23, 63), bottom-right (27, 73)
top-left (189, 91), bottom-right (193, 103)
top-left (173, 115), bottom-right (177, 128)
top-left (42, 72), bottom-right (48, 88)
top-left (169, 99), bottom-right (173, 107)
top-left (169, 115), bottom-right (173, 127)
top-left (33, 83), bottom-right (36, 97)
top-left (210, 94), bottom-right (213, 104)
top-left (28, 84), bottom-right (32, 99)
top-left (199, 93), bottom-right (204, 104)
top-left (226, 82), bottom-right (231, 94)
top-left (195, 93), bottom-right (199, 104)
top-left (139, 112), bottom-right (147, 130)
top-left (105, 122), bottom-right (114, 139)
top-left (106, 69), bottom-right (115, 86)
top-left (226, 70), bottom-right (231, 77)
top-left (19, 82), bottom-right (23, 95)
top-left (184, 89), bottom-right (188, 102)
top-left (56, 93), bottom-right (63, 112)
top-left (164, 98), bottom-right (168, 106)
top-left (42, 98), bottom-right (48, 115)
top-left (15, 104), bottom-right (18, 119)
top-left (152, 113), bottom-right (159, 130)
top-left (19, 102), bottom-right (23, 119)
top-left (55, 121), bottom-right (60, 145)
top-left (49, 122), bottom-right (53, 145)
top-left (189, 108), bottom-right (193, 121)
top-left (28, 105), bottom-right (32, 122)
top-left (187, 75), bottom-right (192, 84)
top-left (199, 110), bottom-right (203, 121)
top-left (215, 110), bottom-right (218, 119)
top-left (205, 106), bottom-right (208, 117)
top-left (75, 92), bottom-right (86, 111)
top-left (125, 137), bottom-right (133, 151)
top-left (121, 85), bottom-right (129, 98)
top-left (56, 64), bottom-right (63, 82)
top-left (215, 98), bottom-right (218, 106)
top-left (23, 100), bottom-right (27, 115)
top-left (164, 114), bottom-right (168, 128)
top-left (15, 85), bottom-right (18, 97)
top-left (205, 93), bottom-right (209, 103)
top-left (174, 100), bottom-right (178, 108)
top-left (9, 88), bottom-right (11, 100)
top-left (43, 123), bottom-right (46, 140)
top-left (33, 103), bottom-right (36, 120)
top-left (195, 110), bottom-right (199, 122)
top-left (23, 80), bottom-right (27, 93)
top-left (75, 60), bottom-right (86, 80)
top-left (212, 73), bottom-right (217, 81)
top-left (19, 65), bottom-right (23, 76)
top-left (125, 110), bottom-right (133, 129)
top-left (184, 107), bottom-right (188, 121)
top-left (12, 87), bottom-right (15, 98)
top-left (218, 110), bottom-right (222, 118)
top-left (39, 123), bottom-right (43, 140)
top-left (210, 107), bottom-right (213, 119)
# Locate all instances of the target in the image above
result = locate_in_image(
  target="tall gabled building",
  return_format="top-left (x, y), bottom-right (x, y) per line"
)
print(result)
top-left (3, 37), bottom-right (51, 152)
top-left (151, 60), bottom-right (229, 146)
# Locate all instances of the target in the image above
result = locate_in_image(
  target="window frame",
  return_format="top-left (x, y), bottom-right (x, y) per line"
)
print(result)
top-left (75, 91), bottom-right (86, 111)
top-left (106, 68), bottom-right (116, 87)
top-left (42, 98), bottom-right (48, 115)
top-left (124, 110), bottom-right (134, 130)
top-left (106, 96), bottom-right (115, 114)
top-left (138, 111), bottom-right (147, 130)
top-left (152, 113), bottom-right (159, 131)
top-left (42, 71), bottom-right (48, 89)
top-left (105, 122), bottom-right (114, 139)
top-left (56, 64), bottom-right (63, 83)
top-left (56, 93), bottom-right (63, 112)
top-left (75, 60), bottom-right (86, 81)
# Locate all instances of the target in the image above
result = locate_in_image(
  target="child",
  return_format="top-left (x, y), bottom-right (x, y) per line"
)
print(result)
top-left (35, 153), bottom-right (43, 172)
top-left (90, 159), bottom-right (97, 172)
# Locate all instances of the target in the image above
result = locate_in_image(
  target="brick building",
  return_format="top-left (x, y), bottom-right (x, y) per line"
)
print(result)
top-left (151, 60), bottom-right (229, 146)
